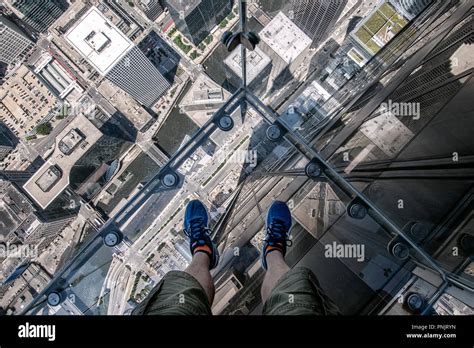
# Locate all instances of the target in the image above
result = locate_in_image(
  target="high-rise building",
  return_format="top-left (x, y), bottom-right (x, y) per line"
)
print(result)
top-left (0, 170), bottom-right (34, 186)
top-left (259, 0), bottom-right (347, 48)
top-left (349, 2), bottom-right (410, 59)
top-left (0, 146), bottom-right (13, 163)
top-left (288, 0), bottom-right (347, 48)
top-left (106, 46), bottom-right (171, 107)
top-left (12, 0), bottom-right (68, 33)
top-left (179, 72), bottom-right (230, 115)
top-left (0, 180), bottom-right (76, 285)
top-left (0, 123), bottom-right (16, 161)
top-left (23, 114), bottom-right (102, 210)
top-left (224, 45), bottom-right (272, 96)
top-left (174, 239), bottom-right (192, 262)
top-left (0, 16), bottom-right (33, 65)
top-left (389, 0), bottom-right (433, 20)
top-left (139, 0), bottom-right (165, 21)
top-left (14, 208), bottom-right (76, 251)
top-left (258, 12), bottom-right (312, 90)
top-left (64, 7), bottom-right (170, 107)
top-left (0, 62), bottom-right (7, 83)
top-left (166, 0), bottom-right (233, 44)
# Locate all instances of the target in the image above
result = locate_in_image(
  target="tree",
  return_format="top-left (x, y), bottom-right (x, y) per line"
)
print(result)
top-left (173, 35), bottom-right (192, 54)
top-left (219, 18), bottom-right (228, 28)
top-left (36, 123), bottom-right (52, 136)
top-left (190, 50), bottom-right (200, 60)
top-left (204, 34), bottom-right (213, 45)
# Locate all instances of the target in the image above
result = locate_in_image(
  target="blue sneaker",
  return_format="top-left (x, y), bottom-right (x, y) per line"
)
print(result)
top-left (183, 200), bottom-right (219, 269)
top-left (261, 201), bottom-right (293, 270)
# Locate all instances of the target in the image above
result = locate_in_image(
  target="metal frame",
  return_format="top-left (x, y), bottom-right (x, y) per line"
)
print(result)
top-left (21, 0), bottom-right (473, 315)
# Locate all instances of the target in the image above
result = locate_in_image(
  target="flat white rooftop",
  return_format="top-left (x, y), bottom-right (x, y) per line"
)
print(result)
top-left (260, 12), bottom-right (312, 64)
top-left (64, 7), bottom-right (134, 75)
top-left (23, 114), bottom-right (102, 209)
top-left (224, 45), bottom-right (271, 84)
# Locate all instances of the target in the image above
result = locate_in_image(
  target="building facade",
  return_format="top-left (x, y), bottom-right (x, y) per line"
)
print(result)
top-left (258, 12), bottom-right (312, 91)
top-left (0, 180), bottom-right (76, 281)
top-left (389, 0), bottom-right (433, 20)
top-left (0, 16), bottom-right (33, 65)
top-left (259, 0), bottom-right (347, 48)
top-left (0, 123), bottom-right (16, 161)
top-left (288, 0), bottom-right (347, 48)
top-left (106, 46), bottom-right (171, 107)
top-left (224, 45), bottom-right (272, 96)
top-left (12, 0), bottom-right (68, 33)
top-left (65, 7), bottom-right (170, 108)
top-left (166, 0), bottom-right (233, 44)
top-left (139, 0), bottom-right (165, 21)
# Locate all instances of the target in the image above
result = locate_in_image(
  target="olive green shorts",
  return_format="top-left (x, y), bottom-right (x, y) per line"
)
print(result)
top-left (132, 267), bottom-right (339, 315)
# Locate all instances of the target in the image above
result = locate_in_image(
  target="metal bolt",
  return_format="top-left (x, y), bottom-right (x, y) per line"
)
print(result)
top-left (266, 124), bottom-right (281, 141)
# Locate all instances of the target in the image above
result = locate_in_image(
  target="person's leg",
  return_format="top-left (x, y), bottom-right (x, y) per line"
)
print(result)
top-left (183, 199), bottom-right (219, 304)
top-left (260, 201), bottom-right (293, 303)
top-left (260, 201), bottom-right (340, 315)
top-left (261, 250), bottom-right (289, 303)
top-left (131, 200), bottom-right (219, 315)
top-left (184, 251), bottom-right (215, 304)
top-left (131, 269), bottom-right (214, 315)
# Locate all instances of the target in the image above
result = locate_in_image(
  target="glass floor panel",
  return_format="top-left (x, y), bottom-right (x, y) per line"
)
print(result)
top-left (2, 0), bottom-right (470, 316)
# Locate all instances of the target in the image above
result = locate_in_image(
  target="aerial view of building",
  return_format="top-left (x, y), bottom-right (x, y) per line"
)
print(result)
top-left (260, 0), bottom-right (348, 48)
top-left (0, 1), bottom-right (472, 345)
top-left (350, 1), bottom-right (409, 57)
top-left (64, 6), bottom-right (170, 107)
top-left (259, 11), bottom-right (312, 89)
top-left (224, 45), bottom-right (272, 95)
top-left (11, 0), bottom-right (68, 33)
top-left (0, 123), bottom-right (16, 161)
top-left (166, 0), bottom-right (233, 44)
top-left (0, 15), bottom-right (33, 65)
top-left (23, 114), bottom-right (102, 209)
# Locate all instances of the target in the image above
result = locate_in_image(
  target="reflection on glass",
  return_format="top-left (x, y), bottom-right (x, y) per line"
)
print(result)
top-left (3, 0), bottom-right (471, 317)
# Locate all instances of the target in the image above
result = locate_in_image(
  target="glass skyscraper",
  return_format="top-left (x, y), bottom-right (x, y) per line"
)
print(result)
top-left (166, 0), bottom-right (233, 44)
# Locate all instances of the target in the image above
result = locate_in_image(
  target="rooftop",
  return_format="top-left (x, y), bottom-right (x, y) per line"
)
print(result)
top-left (351, 2), bottom-right (408, 55)
top-left (58, 128), bottom-right (84, 155)
top-left (179, 73), bottom-right (231, 125)
top-left (224, 45), bottom-right (271, 84)
top-left (0, 180), bottom-right (34, 238)
top-left (259, 12), bottom-right (312, 64)
top-left (64, 7), bottom-right (134, 75)
top-left (35, 165), bottom-right (62, 192)
top-left (23, 114), bottom-right (102, 209)
top-left (34, 55), bottom-right (81, 99)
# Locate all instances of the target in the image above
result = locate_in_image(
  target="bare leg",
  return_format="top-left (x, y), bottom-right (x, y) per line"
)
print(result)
top-left (184, 252), bottom-right (215, 304)
top-left (261, 251), bottom-right (290, 303)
